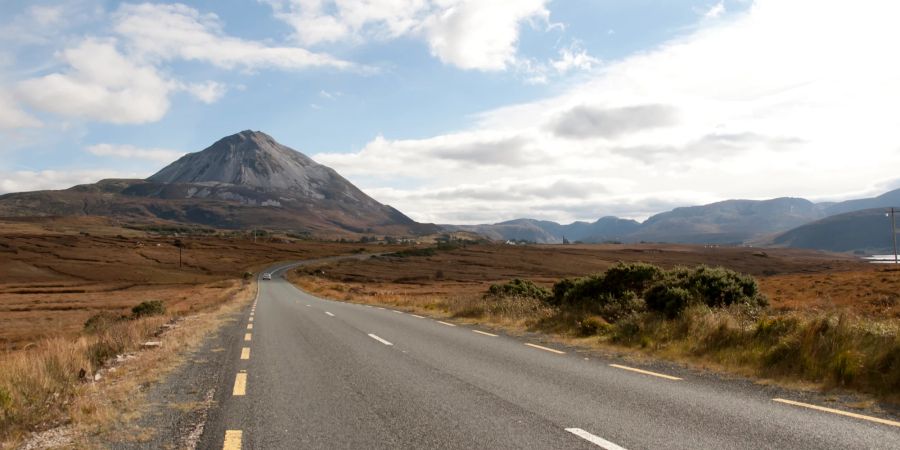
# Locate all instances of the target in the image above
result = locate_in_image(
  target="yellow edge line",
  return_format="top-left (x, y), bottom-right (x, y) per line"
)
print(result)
top-left (525, 343), bottom-right (565, 354)
top-left (473, 330), bottom-right (498, 337)
top-left (240, 347), bottom-right (250, 360)
top-left (232, 372), bottom-right (247, 396)
top-left (609, 364), bottom-right (681, 380)
top-left (773, 398), bottom-right (900, 427)
top-left (224, 430), bottom-right (242, 450)
top-left (244, 333), bottom-right (252, 341)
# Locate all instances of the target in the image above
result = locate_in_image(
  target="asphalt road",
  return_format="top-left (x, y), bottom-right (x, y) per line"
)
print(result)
top-left (199, 262), bottom-right (900, 449)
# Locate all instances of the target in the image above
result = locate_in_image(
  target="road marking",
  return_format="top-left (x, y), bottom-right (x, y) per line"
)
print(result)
top-left (244, 333), bottom-right (252, 342)
top-left (233, 372), bottom-right (247, 396)
top-left (247, 324), bottom-right (253, 330)
top-left (410, 314), bottom-right (425, 318)
top-left (525, 343), bottom-right (565, 354)
top-left (773, 398), bottom-right (900, 427)
top-left (365, 305), bottom-right (373, 308)
top-left (248, 317), bottom-right (253, 322)
top-left (565, 428), bottom-right (627, 450)
top-left (376, 307), bottom-right (385, 310)
top-left (393, 310), bottom-right (404, 314)
top-left (325, 311), bottom-right (335, 317)
top-left (437, 320), bottom-right (456, 327)
top-left (223, 430), bottom-right (242, 450)
top-left (609, 364), bottom-right (681, 381)
top-left (240, 347), bottom-right (250, 360)
top-left (473, 330), bottom-right (498, 337)
top-left (306, 304), bottom-right (311, 307)
top-left (368, 333), bottom-right (393, 346)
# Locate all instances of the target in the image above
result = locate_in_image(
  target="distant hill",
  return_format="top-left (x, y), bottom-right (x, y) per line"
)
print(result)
top-left (448, 190), bottom-right (900, 251)
top-left (445, 216), bottom-right (640, 244)
top-left (771, 208), bottom-right (898, 252)
top-left (628, 197), bottom-right (825, 244)
top-left (822, 188), bottom-right (900, 216)
top-left (0, 130), bottom-right (438, 236)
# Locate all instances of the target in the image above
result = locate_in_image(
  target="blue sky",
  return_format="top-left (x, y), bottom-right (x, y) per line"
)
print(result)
top-left (2, 1), bottom-right (899, 224)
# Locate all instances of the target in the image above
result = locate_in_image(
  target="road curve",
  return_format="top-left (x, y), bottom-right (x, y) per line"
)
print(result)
top-left (199, 261), bottom-right (900, 449)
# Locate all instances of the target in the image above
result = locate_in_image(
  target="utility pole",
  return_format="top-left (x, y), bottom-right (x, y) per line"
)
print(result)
top-left (174, 239), bottom-right (184, 268)
top-left (891, 207), bottom-right (898, 264)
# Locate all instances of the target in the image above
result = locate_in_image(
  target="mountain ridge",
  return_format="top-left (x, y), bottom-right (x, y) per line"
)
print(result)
top-left (0, 130), bottom-right (437, 236)
top-left (449, 189), bottom-right (900, 251)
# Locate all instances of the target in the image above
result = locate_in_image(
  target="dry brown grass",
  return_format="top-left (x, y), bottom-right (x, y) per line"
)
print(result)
top-left (0, 278), bottom-right (255, 448)
top-left (0, 220), bottom-right (383, 350)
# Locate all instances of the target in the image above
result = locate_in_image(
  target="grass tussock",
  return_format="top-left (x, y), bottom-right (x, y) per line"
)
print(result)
top-left (0, 314), bottom-right (168, 443)
top-left (597, 307), bottom-right (900, 397)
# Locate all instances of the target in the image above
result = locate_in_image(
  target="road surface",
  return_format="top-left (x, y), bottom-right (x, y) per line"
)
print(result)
top-left (198, 262), bottom-right (900, 449)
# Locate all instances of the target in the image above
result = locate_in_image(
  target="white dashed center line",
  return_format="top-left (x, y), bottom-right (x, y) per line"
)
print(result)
top-left (368, 333), bottom-right (393, 346)
top-left (325, 311), bottom-right (335, 317)
top-left (437, 321), bottom-right (456, 327)
top-left (565, 428), bottom-right (627, 449)
top-left (524, 343), bottom-right (565, 354)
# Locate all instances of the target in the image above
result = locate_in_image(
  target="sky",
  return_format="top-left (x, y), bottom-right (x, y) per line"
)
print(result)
top-left (1, 0), bottom-right (899, 225)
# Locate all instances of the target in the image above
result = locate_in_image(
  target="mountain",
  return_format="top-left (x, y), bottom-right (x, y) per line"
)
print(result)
top-left (444, 216), bottom-right (641, 244)
top-left (822, 188), bottom-right (900, 216)
top-left (627, 197), bottom-right (825, 244)
top-left (0, 130), bottom-right (437, 236)
top-left (771, 208), bottom-right (898, 252)
top-left (452, 190), bottom-right (900, 251)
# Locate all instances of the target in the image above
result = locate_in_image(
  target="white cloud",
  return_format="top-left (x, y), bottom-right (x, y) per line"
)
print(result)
top-left (264, 0), bottom-right (550, 71)
top-left (16, 39), bottom-right (172, 124)
top-left (86, 143), bottom-right (185, 163)
top-left (424, 0), bottom-right (550, 71)
top-left (12, 3), bottom-right (353, 125)
top-left (113, 3), bottom-right (355, 71)
top-left (179, 81), bottom-right (228, 104)
top-left (550, 47), bottom-right (600, 75)
top-left (0, 169), bottom-right (142, 194)
top-left (315, 0), bottom-right (900, 224)
top-left (0, 91), bottom-right (41, 129)
top-left (704, 2), bottom-right (726, 19)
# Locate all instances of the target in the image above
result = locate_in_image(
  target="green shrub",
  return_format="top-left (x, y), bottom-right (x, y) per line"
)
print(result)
top-left (83, 312), bottom-right (124, 334)
top-left (611, 313), bottom-right (643, 343)
top-left (486, 279), bottom-right (551, 301)
top-left (131, 300), bottom-right (166, 319)
top-left (643, 265), bottom-right (767, 316)
top-left (578, 316), bottom-right (612, 336)
top-left (553, 262), bottom-right (663, 308)
top-left (645, 285), bottom-right (694, 318)
top-left (391, 247), bottom-right (437, 257)
top-left (550, 278), bottom-right (575, 306)
top-left (242, 271), bottom-right (253, 280)
top-left (690, 266), bottom-right (766, 308)
top-left (594, 291), bottom-right (646, 323)
top-left (600, 262), bottom-right (663, 297)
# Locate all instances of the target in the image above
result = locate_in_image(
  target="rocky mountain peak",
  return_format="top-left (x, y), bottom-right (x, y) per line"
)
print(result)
top-left (147, 130), bottom-right (340, 193)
